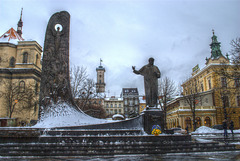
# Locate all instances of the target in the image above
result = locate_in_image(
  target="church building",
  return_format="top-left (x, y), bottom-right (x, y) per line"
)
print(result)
top-left (0, 9), bottom-right (42, 126)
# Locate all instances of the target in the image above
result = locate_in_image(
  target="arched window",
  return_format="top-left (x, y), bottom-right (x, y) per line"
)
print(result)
top-left (23, 52), bottom-right (28, 63)
top-left (9, 57), bottom-right (16, 67)
top-left (185, 117), bottom-right (192, 130)
top-left (204, 117), bottom-right (211, 127)
top-left (19, 81), bottom-right (25, 93)
top-left (196, 117), bottom-right (201, 128)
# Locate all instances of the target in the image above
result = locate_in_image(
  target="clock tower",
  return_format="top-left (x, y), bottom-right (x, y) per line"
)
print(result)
top-left (96, 59), bottom-right (106, 93)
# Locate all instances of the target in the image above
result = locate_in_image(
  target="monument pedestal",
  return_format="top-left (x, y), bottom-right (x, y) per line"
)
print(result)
top-left (143, 109), bottom-right (164, 134)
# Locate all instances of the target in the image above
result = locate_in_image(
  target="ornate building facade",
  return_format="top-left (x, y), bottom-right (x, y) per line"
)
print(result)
top-left (0, 10), bottom-right (42, 126)
top-left (104, 96), bottom-right (124, 118)
top-left (166, 31), bottom-right (240, 131)
top-left (121, 88), bottom-right (139, 118)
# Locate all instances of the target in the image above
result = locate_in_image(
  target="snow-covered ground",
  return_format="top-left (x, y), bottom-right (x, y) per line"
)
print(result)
top-left (33, 102), bottom-right (113, 128)
top-left (192, 126), bottom-right (240, 134)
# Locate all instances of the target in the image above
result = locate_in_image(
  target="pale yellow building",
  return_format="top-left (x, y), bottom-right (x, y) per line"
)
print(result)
top-left (104, 96), bottom-right (124, 118)
top-left (0, 13), bottom-right (42, 126)
top-left (167, 31), bottom-right (240, 130)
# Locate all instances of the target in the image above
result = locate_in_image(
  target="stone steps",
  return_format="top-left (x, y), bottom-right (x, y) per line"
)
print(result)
top-left (0, 141), bottom-right (236, 156)
top-left (0, 128), bottom-right (238, 157)
top-left (41, 129), bottom-right (142, 136)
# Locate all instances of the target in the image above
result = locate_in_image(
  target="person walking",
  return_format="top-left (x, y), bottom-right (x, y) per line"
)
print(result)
top-left (229, 120), bottom-right (234, 138)
top-left (223, 119), bottom-right (228, 139)
top-left (185, 125), bottom-right (189, 134)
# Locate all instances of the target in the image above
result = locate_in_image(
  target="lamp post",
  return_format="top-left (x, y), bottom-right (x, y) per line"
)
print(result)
top-left (221, 95), bottom-right (228, 120)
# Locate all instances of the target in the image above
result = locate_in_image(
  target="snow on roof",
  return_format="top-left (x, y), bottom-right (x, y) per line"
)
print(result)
top-left (0, 28), bottom-right (24, 44)
top-left (112, 114), bottom-right (124, 119)
top-left (139, 96), bottom-right (146, 103)
top-left (105, 97), bottom-right (123, 101)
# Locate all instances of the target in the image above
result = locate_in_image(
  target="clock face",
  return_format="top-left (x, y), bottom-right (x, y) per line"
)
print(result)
top-left (55, 24), bottom-right (63, 32)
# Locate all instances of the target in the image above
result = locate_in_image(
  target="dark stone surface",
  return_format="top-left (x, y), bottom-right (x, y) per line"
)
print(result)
top-left (143, 110), bottom-right (164, 134)
top-left (39, 11), bottom-right (79, 118)
top-left (132, 58), bottom-right (161, 107)
top-left (54, 114), bottom-right (144, 130)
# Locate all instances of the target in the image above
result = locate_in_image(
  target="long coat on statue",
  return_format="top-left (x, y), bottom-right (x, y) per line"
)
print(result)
top-left (134, 63), bottom-right (161, 107)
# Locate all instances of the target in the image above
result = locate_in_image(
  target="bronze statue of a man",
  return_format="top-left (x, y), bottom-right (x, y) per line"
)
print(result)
top-left (132, 57), bottom-right (161, 108)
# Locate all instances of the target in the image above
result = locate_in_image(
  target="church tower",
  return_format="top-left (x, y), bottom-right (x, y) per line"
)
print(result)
top-left (205, 30), bottom-right (229, 65)
top-left (96, 59), bottom-right (106, 93)
top-left (17, 8), bottom-right (23, 37)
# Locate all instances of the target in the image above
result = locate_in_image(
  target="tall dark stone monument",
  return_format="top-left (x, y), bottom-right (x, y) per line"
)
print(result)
top-left (39, 11), bottom-right (78, 118)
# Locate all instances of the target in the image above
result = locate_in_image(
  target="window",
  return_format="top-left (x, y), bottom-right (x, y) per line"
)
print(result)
top-left (114, 109), bottom-right (117, 114)
top-left (35, 82), bottom-right (38, 95)
top-left (9, 57), bottom-right (16, 67)
top-left (35, 54), bottom-right (38, 64)
top-left (129, 100), bottom-right (133, 106)
top-left (115, 104), bottom-right (117, 108)
top-left (235, 78), bottom-right (240, 87)
top-left (237, 96), bottom-right (240, 107)
top-left (185, 117), bottom-right (192, 130)
top-left (221, 77), bottom-right (227, 88)
top-left (106, 104), bottom-right (109, 108)
top-left (222, 96), bottom-right (230, 107)
top-left (208, 78), bottom-right (212, 89)
top-left (204, 117), bottom-right (211, 127)
top-left (135, 99), bottom-right (138, 105)
top-left (201, 83), bottom-right (204, 92)
top-left (19, 81), bottom-right (25, 93)
top-left (196, 117), bottom-right (201, 128)
top-left (110, 104), bottom-right (113, 108)
top-left (23, 52), bottom-right (28, 63)
top-left (119, 109), bottom-right (122, 113)
top-left (119, 104), bottom-right (121, 107)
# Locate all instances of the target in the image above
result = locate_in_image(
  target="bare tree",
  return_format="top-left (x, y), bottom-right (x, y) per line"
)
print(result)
top-left (0, 79), bottom-right (38, 118)
top-left (213, 38), bottom-right (240, 122)
top-left (213, 75), bottom-right (240, 122)
top-left (70, 65), bottom-right (88, 98)
top-left (70, 66), bottom-right (106, 118)
top-left (182, 79), bottom-right (203, 131)
top-left (158, 77), bottom-right (177, 129)
top-left (230, 37), bottom-right (240, 65)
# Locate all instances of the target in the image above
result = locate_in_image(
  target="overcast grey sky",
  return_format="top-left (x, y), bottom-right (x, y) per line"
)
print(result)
top-left (1, 0), bottom-right (240, 96)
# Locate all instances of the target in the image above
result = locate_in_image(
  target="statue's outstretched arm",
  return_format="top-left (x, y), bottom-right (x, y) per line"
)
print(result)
top-left (132, 66), bottom-right (140, 74)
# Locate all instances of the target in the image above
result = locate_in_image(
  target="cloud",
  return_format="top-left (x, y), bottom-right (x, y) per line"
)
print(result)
top-left (1, 0), bottom-right (240, 96)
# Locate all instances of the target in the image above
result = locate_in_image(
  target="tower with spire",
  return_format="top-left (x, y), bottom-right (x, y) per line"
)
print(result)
top-left (17, 8), bottom-right (23, 37)
top-left (96, 59), bottom-right (106, 93)
top-left (0, 8), bottom-right (24, 42)
top-left (205, 30), bottom-right (229, 65)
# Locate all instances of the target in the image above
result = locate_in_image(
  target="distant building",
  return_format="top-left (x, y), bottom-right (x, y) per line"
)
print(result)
top-left (0, 9), bottom-right (42, 126)
top-left (96, 59), bottom-right (106, 93)
top-left (121, 88), bottom-right (139, 118)
top-left (104, 96), bottom-right (124, 118)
